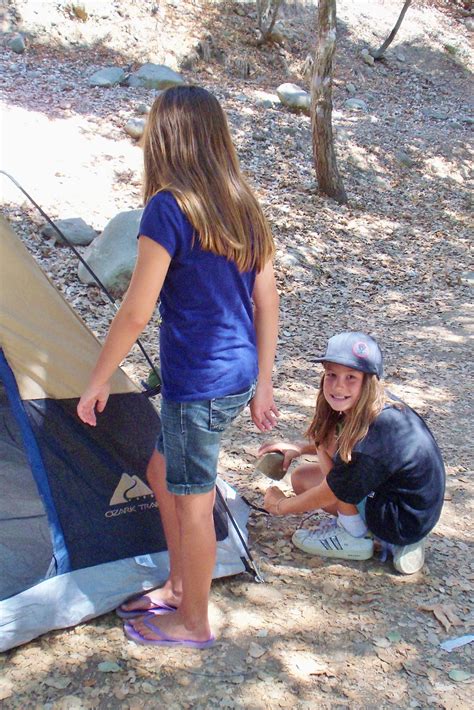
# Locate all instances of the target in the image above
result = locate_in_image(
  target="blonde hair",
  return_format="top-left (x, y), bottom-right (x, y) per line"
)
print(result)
top-left (142, 85), bottom-right (274, 272)
top-left (306, 370), bottom-right (388, 463)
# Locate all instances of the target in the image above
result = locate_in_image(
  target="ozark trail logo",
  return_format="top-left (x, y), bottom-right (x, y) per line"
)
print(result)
top-left (106, 474), bottom-right (158, 518)
top-left (109, 473), bottom-right (154, 505)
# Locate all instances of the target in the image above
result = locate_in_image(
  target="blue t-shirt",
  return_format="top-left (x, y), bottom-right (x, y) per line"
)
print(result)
top-left (138, 191), bottom-right (258, 401)
top-left (326, 402), bottom-right (445, 545)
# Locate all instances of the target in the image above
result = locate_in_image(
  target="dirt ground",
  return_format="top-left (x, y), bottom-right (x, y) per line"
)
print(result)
top-left (1, 1), bottom-right (473, 708)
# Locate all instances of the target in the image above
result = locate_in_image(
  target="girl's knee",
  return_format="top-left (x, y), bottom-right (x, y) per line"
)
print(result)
top-left (291, 466), bottom-right (307, 494)
top-left (291, 463), bottom-right (324, 494)
top-left (175, 489), bottom-right (215, 524)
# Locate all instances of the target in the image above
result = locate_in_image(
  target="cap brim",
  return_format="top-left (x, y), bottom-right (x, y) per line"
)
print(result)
top-left (315, 356), bottom-right (380, 377)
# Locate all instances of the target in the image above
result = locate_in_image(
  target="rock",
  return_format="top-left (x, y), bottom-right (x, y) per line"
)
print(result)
top-left (51, 696), bottom-right (88, 710)
top-left (97, 661), bottom-right (121, 673)
top-left (276, 83), bottom-right (310, 112)
top-left (136, 102), bottom-right (151, 115)
top-left (88, 67), bottom-right (126, 87)
top-left (0, 679), bottom-right (13, 701)
top-left (179, 50), bottom-right (200, 70)
top-left (269, 21), bottom-right (287, 44)
top-left (345, 98), bottom-right (368, 112)
top-left (464, 18), bottom-right (474, 31)
top-left (255, 452), bottom-right (285, 481)
top-left (395, 52), bottom-right (407, 63)
top-left (460, 272), bottom-right (474, 287)
top-left (127, 63), bottom-right (184, 90)
top-left (279, 251), bottom-right (300, 267)
top-left (41, 218), bottom-right (97, 246)
top-left (458, 115), bottom-right (474, 125)
top-left (124, 118), bottom-right (146, 139)
top-left (346, 82), bottom-right (357, 94)
top-left (248, 642), bottom-right (266, 659)
top-left (395, 150), bottom-right (416, 168)
top-left (422, 108), bottom-right (448, 120)
top-left (78, 209), bottom-right (143, 295)
top-left (255, 91), bottom-right (279, 109)
top-left (141, 682), bottom-right (157, 694)
top-left (361, 48), bottom-right (375, 66)
top-left (8, 34), bottom-right (26, 54)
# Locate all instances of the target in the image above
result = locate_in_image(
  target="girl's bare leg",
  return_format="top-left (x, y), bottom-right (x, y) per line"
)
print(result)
top-left (132, 488), bottom-right (216, 642)
top-left (291, 463), bottom-right (358, 516)
top-left (120, 450), bottom-right (183, 611)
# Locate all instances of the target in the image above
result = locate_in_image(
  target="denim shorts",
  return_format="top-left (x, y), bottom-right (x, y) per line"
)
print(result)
top-left (156, 382), bottom-right (256, 495)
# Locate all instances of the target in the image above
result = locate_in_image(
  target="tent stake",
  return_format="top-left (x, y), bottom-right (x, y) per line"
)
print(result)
top-left (216, 486), bottom-right (265, 583)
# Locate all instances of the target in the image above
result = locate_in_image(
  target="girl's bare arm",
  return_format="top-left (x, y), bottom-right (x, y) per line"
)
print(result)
top-left (250, 259), bottom-right (280, 431)
top-left (77, 237), bottom-right (171, 425)
top-left (264, 479), bottom-right (337, 515)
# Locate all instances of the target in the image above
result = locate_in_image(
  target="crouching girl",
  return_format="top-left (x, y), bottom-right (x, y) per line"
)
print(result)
top-left (261, 332), bottom-right (445, 574)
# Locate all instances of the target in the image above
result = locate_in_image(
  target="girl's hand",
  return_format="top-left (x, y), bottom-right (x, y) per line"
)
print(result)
top-left (264, 486), bottom-right (286, 515)
top-left (258, 440), bottom-right (302, 471)
top-left (250, 381), bottom-right (279, 432)
top-left (77, 382), bottom-right (111, 426)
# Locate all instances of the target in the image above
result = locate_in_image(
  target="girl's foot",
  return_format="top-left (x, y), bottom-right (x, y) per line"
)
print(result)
top-left (117, 585), bottom-right (182, 618)
top-left (292, 519), bottom-right (374, 560)
top-left (127, 610), bottom-right (213, 647)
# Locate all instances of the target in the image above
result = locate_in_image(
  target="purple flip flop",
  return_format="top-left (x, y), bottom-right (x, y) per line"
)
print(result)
top-left (123, 618), bottom-right (215, 649)
top-left (116, 599), bottom-right (177, 620)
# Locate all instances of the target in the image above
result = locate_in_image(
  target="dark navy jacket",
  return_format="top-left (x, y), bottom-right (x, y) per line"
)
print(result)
top-left (326, 403), bottom-right (445, 545)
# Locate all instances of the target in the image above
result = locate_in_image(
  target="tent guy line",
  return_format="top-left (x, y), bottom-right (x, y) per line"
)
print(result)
top-left (0, 170), bottom-right (161, 389)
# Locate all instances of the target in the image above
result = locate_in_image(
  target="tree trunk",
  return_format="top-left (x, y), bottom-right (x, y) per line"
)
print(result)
top-left (370, 0), bottom-right (412, 60)
top-left (311, 0), bottom-right (347, 204)
top-left (256, 0), bottom-right (283, 44)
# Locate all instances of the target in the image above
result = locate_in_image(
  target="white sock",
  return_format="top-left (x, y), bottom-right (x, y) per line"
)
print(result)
top-left (338, 512), bottom-right (368, 537)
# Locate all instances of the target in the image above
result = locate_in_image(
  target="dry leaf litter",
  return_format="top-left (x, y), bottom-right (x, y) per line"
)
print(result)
top-left (0, 1), bottom-right (473, 708)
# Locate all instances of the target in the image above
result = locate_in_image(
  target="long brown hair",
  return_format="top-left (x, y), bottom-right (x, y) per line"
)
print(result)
top-left (306, 370), bottom-right (388, 463)
top-left (142, 85), bottom-right (274, 272)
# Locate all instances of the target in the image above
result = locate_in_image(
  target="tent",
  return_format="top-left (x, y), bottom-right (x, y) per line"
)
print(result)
top-left (0, 215), bottom-right (251, 652)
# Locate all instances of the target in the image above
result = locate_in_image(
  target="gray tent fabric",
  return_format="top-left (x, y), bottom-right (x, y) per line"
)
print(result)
top-left (0, 387), bottom-right (54, 600)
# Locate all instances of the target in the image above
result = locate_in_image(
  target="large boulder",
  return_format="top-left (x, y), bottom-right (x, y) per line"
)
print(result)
top-left (88, 67), bottom-right (126, 88)
top-left (345, 98), bottom-right (368, 112)
top-left (78, 209), bottom-right (143, 296)
top-left (8, 34), bottom-right (26, 54)
top-left (41, 217), bottom-right (97, 246)
top-left (276, 83), bottom-right (310, 112)
top-left (127, 64), bottom-right (184, 90)
top-left (124, 118), bottom-right (146, 140)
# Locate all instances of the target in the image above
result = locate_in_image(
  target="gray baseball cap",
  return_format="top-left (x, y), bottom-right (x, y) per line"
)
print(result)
top-left (315, 332), bottom-right (383, 378)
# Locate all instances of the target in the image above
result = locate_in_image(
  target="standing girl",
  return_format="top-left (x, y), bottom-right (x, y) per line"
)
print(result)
top-left (77, 86), bottom-right (279, 647)
top-left (261, 332), bottom-right (445, 574)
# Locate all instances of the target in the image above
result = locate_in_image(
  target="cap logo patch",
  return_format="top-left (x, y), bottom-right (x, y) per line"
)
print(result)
top-left (352, 341), bottom-right (369, 359)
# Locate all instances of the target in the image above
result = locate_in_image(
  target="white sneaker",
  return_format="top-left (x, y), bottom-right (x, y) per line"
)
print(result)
top-left (392, 538), bottom-right (426, 574)
top-left (292, 519), bottom-right (374, 561)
